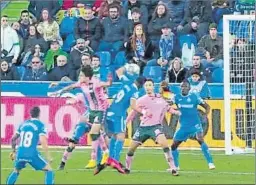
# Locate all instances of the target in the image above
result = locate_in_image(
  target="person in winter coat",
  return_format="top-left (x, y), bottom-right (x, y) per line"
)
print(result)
top-left (167, 57), bottom-right (187, 83)
top-left (0, 60), bottom-right (20, 80)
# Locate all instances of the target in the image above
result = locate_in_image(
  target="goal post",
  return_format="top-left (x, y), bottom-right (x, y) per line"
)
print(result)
top-left (223, 14), bottom-right (255, 155)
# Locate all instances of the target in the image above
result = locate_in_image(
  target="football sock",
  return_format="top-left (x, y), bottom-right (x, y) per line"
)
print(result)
top-left (115, 139), bottom-right (124, 161)
top-left (109, 137), bottom-right (117, 158)
top-left (96, 147), bottom-right (102, 164)
top-left (126, 152), bottom-right (134, 170)
top-left (201, 142), bottom-right (213, 164)
top-left (45, 171), bottom-right (54, 184)
top-left (163, 147), bottom-right (176, 170)
top-left (6, 171), bottom-right (19, 184)
top-left (99, 134), bottom-right (109, 153)
top-left (91, 139), bottom-right (100, 160)
top-left (61, 146), bottom-right (74, 163)
top-left (171, 149), bottom-right (179, 168)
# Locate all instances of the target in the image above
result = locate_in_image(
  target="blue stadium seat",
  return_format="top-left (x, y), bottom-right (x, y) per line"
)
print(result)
top-left (16, 66), bottom-right (25, 80)
top-left (179, 34), bottom-right (198, 49)
top-left (95, 51), bottom-right (111, 67)
top-left (217, 18), bottom-right (223, 36)
top-left (143, 66), bottom-right (163, 83)
top-left (113, 51), bottom-right (127, 66)
top-left (212, 68), bottom-right (224, 83)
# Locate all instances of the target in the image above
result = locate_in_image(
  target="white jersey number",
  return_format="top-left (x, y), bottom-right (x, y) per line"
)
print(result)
top-left (19, 131), bottom-right (33, 147)
top-left (115, 90), bottom-right (125, 103)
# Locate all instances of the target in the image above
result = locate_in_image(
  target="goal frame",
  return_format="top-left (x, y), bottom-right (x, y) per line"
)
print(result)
top-left (223, 14), bottom-right (255, 155)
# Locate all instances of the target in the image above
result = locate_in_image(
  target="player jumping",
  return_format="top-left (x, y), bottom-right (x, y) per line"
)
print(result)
top-left (7, 107), bottom-right (54, 184)
top-left (125, 79), bottom-right (181, 176)
top-left (94, 76), bottom-right (146, 175)
top-left (170, 80), bottom-right (215, 170)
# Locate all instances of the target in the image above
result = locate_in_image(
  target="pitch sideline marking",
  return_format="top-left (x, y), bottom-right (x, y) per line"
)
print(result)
top-left (1, 168), bottom-right (254, 175)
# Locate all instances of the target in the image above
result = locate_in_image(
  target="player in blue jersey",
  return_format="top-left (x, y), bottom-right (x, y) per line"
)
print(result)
top-left (6, 107), bottom-right (54, 185)
top-left (170, 80), bottom-right (215, 171)
top-left (94, 76), bottom-right (146, 175)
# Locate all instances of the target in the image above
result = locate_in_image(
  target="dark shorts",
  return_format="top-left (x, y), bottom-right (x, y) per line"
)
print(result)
top-left (89, 110), bottom-right (106, 125)
top-left (132, 124), bottom-right (164, 144)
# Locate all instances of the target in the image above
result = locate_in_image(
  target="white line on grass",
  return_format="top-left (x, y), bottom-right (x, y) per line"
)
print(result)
top-left (1, 168), bottom-right (254, 175)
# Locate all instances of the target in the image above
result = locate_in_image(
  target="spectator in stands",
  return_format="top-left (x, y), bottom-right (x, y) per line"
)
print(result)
top-left (48, 55), bottom-right (76, 81)
top-left (159, 24), bottom-right (174, 63)
top-left (1, 15), bottom-right (20, 65)
top-left (76, 53), bottom-right (92, 79)
top-left (18, 10), bottom-right (31, 39)
top-left (141, 0), bottom-right (159, 21)
top-left (98, 0), bottom-right (122, 19)
top-left (44, 40), bottom-right (68, 72)
top-left (98, 4), bottom-right (128, 53)
top-left (70, 38), bottom-right (93, 71)
top-left (198, 23), bottom-right (224, 68)
top-left (166, 0), bottom-right (187, 33)
top-left (21, 44), bottom-right (45, 67)
top-left (93, 0), bottom-right (104, 14)
top-left (182, 0), bottom-right (212, 39)
top-left (11, 22), bottom-right (24, 55)
top-left (37, 9), bottom-right (62, 45)
top-left (127, 8), bottom-right (147, 37)
top-left (212, 0), bottom-right (232, 24)
top-left (186, 54), bottom-right (212, 82)
top-left (0, 60), bottom-right (20, 80)
top-left (125, 23), bottom-right (155, 74)
top-left (166, 57), bottom-right (187, 83)
top-left (22, 56), bottom-right (48, 81)
top-left (74, 5), bottom-right (102, 51)
top-left (28, 0), bottom-right (60, 21)
top-left (23, 25), bottom-right (48, 53)
top-left (61, 0), bottom-right (75, 10)
top-left (188, 69), bottom-right (210, 99)
top-left (148, 2), bottom-right (173, 50)
top-left (74, 0), bottom-right (96, 8)
top-left (91, 55), bottom-right (101, 78)
top-left (123, 0), bottom-right (148, 25)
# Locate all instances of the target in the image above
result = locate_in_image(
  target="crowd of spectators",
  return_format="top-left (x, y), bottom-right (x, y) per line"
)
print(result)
top-left (1, 0), bottom-right (254, 85)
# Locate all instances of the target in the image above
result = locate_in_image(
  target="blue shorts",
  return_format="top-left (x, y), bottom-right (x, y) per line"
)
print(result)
top-left (72, 122), bottom-right (91, 143)
top-left (174, 124), bottom-right (203, 142)
top-left (15, 153), bottom-right (47, 171)
top-left (106, 115), bottom-right (126, 134)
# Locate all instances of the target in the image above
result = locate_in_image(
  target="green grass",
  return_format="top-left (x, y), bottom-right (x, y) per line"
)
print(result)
top-left (1, 149), bottom-right (255, 184)
top-left (2, 1), bottom-right (29, 21)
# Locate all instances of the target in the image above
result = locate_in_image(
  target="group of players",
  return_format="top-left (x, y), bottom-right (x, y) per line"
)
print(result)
top-left (6, 65), bottom-right (215, 184)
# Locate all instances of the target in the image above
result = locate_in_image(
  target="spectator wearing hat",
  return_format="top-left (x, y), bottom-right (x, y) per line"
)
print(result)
top-left (48, 55), bottom-right (76, 81)
top-left (123, 0), bottom-right (148, 25)
top-left (166, 57), bottom-right (187, 83)
top-left (186, 54), bottom-right (212, 83)
top-left (37, 9), bottom-right (62, 45)
top-left (70, 38), bottom-right (93, 71)
top-left (127, 8), bottom-right (147, 37)
top-left (28, 0), bottom-right (60, 21)
top-left (74, 5), bottom-right (102, 51)
top-left (22, 56), bottom-right (48, 81)
top-left (182, 0), bottom-right (212, 39)
top-left (188, 68), bottom-right (211, 99)
top-left (44, 40), bottom-right (68, 72)
top-left (198, 23), bottom-right (224, 68)
top-left (148, 3), bottom-right (174, 51)
top-left (98, 4), bottom-right (128, 53)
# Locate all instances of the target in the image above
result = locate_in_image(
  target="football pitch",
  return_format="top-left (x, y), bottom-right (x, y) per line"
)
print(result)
top-left (1, 148), bottom-right (254, 184)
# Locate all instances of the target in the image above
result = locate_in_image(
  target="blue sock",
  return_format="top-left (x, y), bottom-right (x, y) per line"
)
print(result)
top-left (109, 137), bottom-right (116, 158)
top-left (171, 149), bottom-right (179, 168)
top-left (45, 171), bottom-right (54, 185)
top-left (6, 171), bottom-right (19, 184)
top-left (201, 142), bottom-right (213, 164)
top-left (96, 147), bottom-right (102, 164)
top-left (114, 139), bottom-right (124, 161)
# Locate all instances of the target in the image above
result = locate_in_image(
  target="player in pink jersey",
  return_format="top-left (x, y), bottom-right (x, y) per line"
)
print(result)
top-left (125, 79), bottom-right (181, 176)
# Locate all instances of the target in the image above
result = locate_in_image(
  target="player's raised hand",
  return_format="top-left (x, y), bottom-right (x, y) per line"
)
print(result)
top-left (9, 151), bottom-right (16, 161)
top-left (49, 82), bottom-right (59, 88)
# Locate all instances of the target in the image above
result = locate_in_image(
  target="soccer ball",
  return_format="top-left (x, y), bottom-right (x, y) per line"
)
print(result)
top-left (124, 63), bottom-right (140, 76)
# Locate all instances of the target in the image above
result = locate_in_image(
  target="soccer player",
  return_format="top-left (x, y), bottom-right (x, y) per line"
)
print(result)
top-left (125, 79), bottom-right (181, 176)
top-left (94, 76), bottom-right (146, 175)
top-left (58, 93), bottom-right (102, 170)
top-left (170, 80), bottom-right (215, 170)
top-left (6, 107), bottom-right (54, 184)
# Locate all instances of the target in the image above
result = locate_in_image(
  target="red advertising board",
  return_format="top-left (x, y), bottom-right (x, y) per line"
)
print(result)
top-left (1, 97), bottom-right (87, 146)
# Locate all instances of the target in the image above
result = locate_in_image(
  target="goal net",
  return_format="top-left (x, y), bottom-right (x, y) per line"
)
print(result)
top-left (223, 15), bottom-right (255, 155)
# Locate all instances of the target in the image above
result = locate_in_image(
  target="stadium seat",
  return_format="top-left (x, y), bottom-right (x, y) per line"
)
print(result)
top-left (143, 66), bottom-right (163, 83)
top-left (217, 18), bottom-right (223, 36)
top-left (113, 51), bottom-right (127, 66)
top-left (95, 51), bottom-right (111, 67)
top-left (211, 68), bottom-right (224, 83)
top-left (16, 66), bottom-right (25, 80)
top-left (179, 34), bottom-right (198, 49)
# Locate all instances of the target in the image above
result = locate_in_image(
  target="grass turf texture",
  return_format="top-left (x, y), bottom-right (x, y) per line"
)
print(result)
top-left (1, 148), bottom-right (254, 184)
top-left (1, 1), bottom-right (29, 21)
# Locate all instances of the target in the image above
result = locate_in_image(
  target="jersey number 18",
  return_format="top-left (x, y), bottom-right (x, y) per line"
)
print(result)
top-left (19, 131), bottom-right (33, 147)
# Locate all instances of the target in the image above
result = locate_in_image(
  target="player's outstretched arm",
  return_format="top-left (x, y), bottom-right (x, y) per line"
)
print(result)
top-left (40, 135), bottom-right (52, 163)
top-left (9, 133), bottom-right (20, 160)
top-left (167, 106), bottom-right (181, 116)
top-left (100, 73), bottom-right (113, 87)
top-left (50, 83), bottom-right (77, 97)
top-left (200, 102), bottom-right (210, 115)
top-left (115, 67), bottom-right (125, 79)
top-left (126, 110), bottom-right (137, 123)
